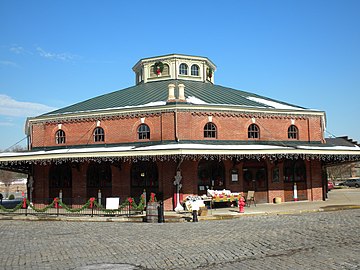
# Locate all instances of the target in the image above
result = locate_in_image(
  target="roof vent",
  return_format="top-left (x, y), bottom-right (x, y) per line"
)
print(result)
top-left (167, 84), bottom-right (175, 101)
top-left (178, 83), bottom-right (185, 101)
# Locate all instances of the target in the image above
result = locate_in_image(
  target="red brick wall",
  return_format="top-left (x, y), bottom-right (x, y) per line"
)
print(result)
top-left (30, 112), bottom-right (324, 148)
top-left (309, 160), bottom-right (323, 201)
top-left (32, 164), bottom-right (49, 200)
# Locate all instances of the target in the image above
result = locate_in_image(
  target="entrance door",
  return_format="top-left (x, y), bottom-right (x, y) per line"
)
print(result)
top-left (197, 160), bottom-right (225, 195)
top-left (49, 164), bottom-right (72, 204)
top-left (131, 161), bottom-right (159, 201)
top-left (243, 160), bottom-right (268, 203)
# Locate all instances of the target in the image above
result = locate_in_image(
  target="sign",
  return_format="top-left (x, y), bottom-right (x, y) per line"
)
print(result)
top-left (231, 169), bottom-right (238, 182)
top-left (106, 197), bottom-right (120, 210)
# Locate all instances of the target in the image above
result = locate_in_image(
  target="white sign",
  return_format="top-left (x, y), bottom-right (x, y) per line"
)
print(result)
top-left (106, 197), bottom-right (120, 210)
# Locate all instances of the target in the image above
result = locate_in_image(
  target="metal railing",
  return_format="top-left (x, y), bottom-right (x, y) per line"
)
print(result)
top-left (0, 196), bottom-right (145, 218)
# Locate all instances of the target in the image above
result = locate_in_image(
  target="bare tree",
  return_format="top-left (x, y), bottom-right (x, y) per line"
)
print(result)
top-left (327, 163), bottom-right (353, 182)
top-left (0, 170), bottom-right (17, 198)
top-left (0, 145), bottom-right (28, 197)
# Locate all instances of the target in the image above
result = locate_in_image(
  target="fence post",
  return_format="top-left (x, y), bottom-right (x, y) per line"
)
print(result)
top-left (56, 198), bottom-right (59, 217)
top-left (128, 200), bottom-right (130, 217)
top-left (98, 189), bottom-right (102, 206)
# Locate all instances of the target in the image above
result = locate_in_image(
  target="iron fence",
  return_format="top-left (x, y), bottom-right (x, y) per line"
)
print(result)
top-left (0, 196), bottom-right (145, 218)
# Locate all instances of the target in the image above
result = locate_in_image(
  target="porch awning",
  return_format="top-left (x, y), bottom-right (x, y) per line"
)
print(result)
top-left (1, 141), bottom-right (360, 168)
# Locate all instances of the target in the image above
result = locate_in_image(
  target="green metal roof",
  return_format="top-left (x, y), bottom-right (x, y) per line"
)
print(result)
top-left (44, 80), bottom-right (306, 116)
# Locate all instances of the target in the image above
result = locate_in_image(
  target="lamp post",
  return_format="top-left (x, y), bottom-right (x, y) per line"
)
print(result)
top-left (173, 171), bottom-right (184, 212)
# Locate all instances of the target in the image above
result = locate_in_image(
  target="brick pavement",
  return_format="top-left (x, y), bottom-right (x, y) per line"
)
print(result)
top-left (0, 209), bottom-right (359, 269)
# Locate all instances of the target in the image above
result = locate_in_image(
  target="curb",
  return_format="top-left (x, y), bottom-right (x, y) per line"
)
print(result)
top-left (1, 205), bottom-right (359, 223)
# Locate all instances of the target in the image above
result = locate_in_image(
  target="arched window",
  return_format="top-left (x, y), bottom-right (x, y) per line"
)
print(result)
top-left (93, 127), bottom-right (105, 142)
top-left (288, 125), bottom-right (299, 140)
top-left (191, 64), bottom-right (199, 76)
top-left (248, 124), bottom-right (260, 139)
top-left (161, 64), bottom-right (169, 76)
top-left (138, 124), bottom-right (150, 140)
top-left (55, 130), bottom-right (66, 144)
top-left (204, 122), bottom-right (217, 138)
top-left (179, 63), bottom-right (188, 75)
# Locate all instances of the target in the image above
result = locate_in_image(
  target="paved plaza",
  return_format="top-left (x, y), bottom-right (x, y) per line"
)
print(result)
top-left (0, 204), bottom-right (359, 269)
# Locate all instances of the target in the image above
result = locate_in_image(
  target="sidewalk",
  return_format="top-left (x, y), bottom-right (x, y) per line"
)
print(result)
top-left (182, 188), bottom-right (360, 221)
top-left (1, 189), bottom-right (359, 222)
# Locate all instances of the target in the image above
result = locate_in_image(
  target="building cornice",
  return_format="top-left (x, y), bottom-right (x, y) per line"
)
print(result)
top-left (132, 54), bottom-right (217, 71)
top-left (26, 103), bottom-right (325, 126)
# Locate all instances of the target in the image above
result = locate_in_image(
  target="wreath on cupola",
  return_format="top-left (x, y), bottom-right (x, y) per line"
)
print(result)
top-left (207, 67), bottom-right (213, 79)
top-left (153, 61), bottom-right (164, 75)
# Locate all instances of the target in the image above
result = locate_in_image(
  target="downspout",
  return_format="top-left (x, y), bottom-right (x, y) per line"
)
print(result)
top-left (307, 118), bottom-right (311, 142)
top-left (175, 108), bottom-right (179, 142)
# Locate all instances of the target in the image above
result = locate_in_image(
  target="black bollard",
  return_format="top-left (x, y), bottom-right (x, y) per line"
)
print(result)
top-left (192, 209), bottom-right (198, 222)
top-left (158, 201), bottom-right (165, 223)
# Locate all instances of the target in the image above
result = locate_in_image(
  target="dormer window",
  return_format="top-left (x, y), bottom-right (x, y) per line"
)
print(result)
top-left (179, 63), bottom-right (188, 75)
top-left (191, 64), bottom-right (199, 76)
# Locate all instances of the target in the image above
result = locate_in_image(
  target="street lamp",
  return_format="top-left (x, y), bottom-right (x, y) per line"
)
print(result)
top-left (173, 171), bottom-right (184, 212)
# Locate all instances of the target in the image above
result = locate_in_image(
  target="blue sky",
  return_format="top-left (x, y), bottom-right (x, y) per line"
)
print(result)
top-left (0, 0), bottom-right (359, 150)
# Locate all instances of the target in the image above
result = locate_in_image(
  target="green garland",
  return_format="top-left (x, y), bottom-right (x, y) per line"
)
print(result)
top-left (207, 67), bottom-right (213, 79)
top-left (153, 61), bottom-right (164, 75)
top-left (0, 195), bottom-right (147, 214)
top-left (28, 199), bottom-right (56, 213)
top-left (58, 200), bottom-right (91, 213)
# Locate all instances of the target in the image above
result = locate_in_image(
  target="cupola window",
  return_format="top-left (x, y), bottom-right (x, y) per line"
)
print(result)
top-left (191, 64), bottom-right (199, 76)
top-left (179, 63), bottom-right (188, 75)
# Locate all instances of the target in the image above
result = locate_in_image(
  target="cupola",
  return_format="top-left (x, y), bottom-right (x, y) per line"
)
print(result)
top-left (132, 54), bottom-right (216, 85)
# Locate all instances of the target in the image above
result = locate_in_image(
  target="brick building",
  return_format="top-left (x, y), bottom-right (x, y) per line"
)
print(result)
top-left (1, 54), bottom-right (359, 210)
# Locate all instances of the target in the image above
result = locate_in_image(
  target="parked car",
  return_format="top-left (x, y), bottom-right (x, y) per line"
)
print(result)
top-left (0, 198), bottom-right (23, 209)
top-left (327, 181), bottom-right (334, 190)
top-left (338, 179), bottom-right (360, 188)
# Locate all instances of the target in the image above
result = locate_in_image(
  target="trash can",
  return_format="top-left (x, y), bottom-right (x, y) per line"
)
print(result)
top-left (146, 202), bottom-right (159, 223)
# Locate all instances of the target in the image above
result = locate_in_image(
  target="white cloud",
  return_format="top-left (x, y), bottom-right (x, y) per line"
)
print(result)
top-left (9, 46), bottom-right (25, 54)
top-left (0, 60), bottom-right (18, 68)
top-left (0, 121), bottom-right (15, 126)
top-left (0, 94), bottom-right (57, 117)
top-left (36, 47), bottom-right (75, 61)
